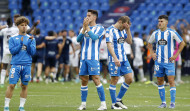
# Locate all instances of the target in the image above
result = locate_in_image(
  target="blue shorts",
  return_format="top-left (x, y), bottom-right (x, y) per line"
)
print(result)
top-left (79, 60), bottom-right (100, 75)
top-left (32, 55), bottom-right (43, 63)
top-left (108, 61), bottom-right (132, 76)
top-left (45, 57), bottom-right (57, 67)
top-left (154, 61), bottom-right (175, 77)
top-left (59, 56), bottom-right (69, 65)
top-left (9, 65), bottom-right (31, 85)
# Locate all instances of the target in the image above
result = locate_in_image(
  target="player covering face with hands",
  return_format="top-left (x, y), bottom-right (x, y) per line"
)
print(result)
top-left (106, 16), bottom-right (133, 109)
top-left (77, 9), bottom-right (107, 110)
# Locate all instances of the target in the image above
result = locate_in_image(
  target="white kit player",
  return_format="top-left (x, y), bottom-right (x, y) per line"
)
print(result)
top-left (0, 18), bottom-right (18, 87)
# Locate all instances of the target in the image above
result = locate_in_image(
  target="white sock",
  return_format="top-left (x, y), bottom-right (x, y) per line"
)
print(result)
top-left (176, 68), bottom-right (181, 82)
top-left (139, 68), bottom-right (145, 80)
top-left (81, 102), bottom-right (86, 106)
top-left (66, 74), bottom-right (69, 80)
top-left (76, 75), bottom-right (79, 79)
top-left (19, 98), bottom-right (26, 107)
top-left (4, 98), bottom-right (10, 107)
top-left (101, 101), bottom-right (106, 106)
top-left (1, 69), bottom-right (6, 84)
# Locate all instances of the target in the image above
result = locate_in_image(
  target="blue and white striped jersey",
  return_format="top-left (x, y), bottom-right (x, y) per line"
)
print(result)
top-left (148, 28), bottom-right (183, 63)
top-left (106, 25), bottom-right (128, 62)
top-left (80, 24), bottom-right (105, 60)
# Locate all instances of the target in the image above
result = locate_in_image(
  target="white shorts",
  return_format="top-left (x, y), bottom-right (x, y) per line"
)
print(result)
top-left (2, 53), bottom-right (12, 64)
top-left (133, 57), bottom-right (143, 67)
top-left (69, 51), bottom-right (79, 67)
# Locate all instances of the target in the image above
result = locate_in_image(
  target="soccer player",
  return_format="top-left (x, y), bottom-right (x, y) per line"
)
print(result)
top-left (133, 32), bottom-right (146, 82)
top-left (0, 18), bottom-right (18, 88)
top-left (106, 16), bottom-right (133, 109)
top-left (31, 28), bottom-right (45, 83)
top-left (148, 15), bottom-right (185, 109)
top-left (77, 9), bottom-right (107, 110)
top-left (4, 16), bottom-right (36, 111)
top-left (68, 30), bottom-right (80, 82)
top-left (44, 31), bottom-right (62, 83)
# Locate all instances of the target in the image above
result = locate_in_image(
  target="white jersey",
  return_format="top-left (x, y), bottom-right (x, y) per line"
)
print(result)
top-left (124, 42), bottom-right (131, 55)
top-left (69, 36), bottom-right (80, 54)
top-left (148, 28), bottom-right (183, 63)
top-left (0, 27), bottom-right (19, 54)
top-left (133, 37), bottom-right (144, 59)
top-left (99, 37), bottom-right (108, 60)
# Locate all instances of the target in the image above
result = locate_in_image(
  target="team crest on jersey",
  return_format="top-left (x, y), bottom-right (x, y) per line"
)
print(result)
top-left (22, 45), bottom-right (27, 50)
top-left (117, 37), bottom-right (125, 44)
top-left (85, 32), bottom-right (89, 37)
top-left (158, 39), bottom-right (167, 45)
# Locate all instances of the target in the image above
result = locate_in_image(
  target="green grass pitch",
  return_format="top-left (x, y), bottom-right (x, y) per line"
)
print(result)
top-left (0, 76), bottom-right (190, 111)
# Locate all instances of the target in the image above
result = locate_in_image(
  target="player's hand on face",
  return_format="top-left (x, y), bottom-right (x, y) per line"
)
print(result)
top-left (125, 22), bottom-right (131, 30)
top-left (151, 53), bottom-right (157, 61)
top-left (21, 36), bottom-right (23, 41)
top-left (114, 58), bottom-right (121, 67)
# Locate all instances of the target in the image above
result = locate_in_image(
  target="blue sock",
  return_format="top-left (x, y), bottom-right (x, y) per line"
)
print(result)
top-left (109, 84), bottom-right (116, 104)
top-left (170, 87), bottom-right (176, 103)
top-left (117, 82), bottom-right (129, 101)
top-left (158, 85), bottom-right (166, 103)
top-left (81, 86), bottom-right (88, 102)
top-left (96, 84), bottom-right (106, 102)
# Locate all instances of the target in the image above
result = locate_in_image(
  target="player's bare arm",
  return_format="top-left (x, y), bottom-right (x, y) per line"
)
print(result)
top-left (107, 42), bottom-right (121, 67)
top-left (169, 41), bottom-right (185, 62)
top-left (148, 43), bottom-right (157, 61)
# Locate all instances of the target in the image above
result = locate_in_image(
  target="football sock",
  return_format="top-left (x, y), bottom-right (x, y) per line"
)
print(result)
top-left (96, 83), bottom-right (106, 102)
top-left (109, 84), bottom-right (116, 104)
top-left (81, 86), bottom-right (88, 102)
top-left (158, 85), bottom-right (166, 103)
top-left (117, 82), bottom-right (129, 101)
top-left (1, 69), bottom-right (6, 84)
top-left (170, 87), bottom-right (176, 103)
top-left (19, 98), bottom-right (26, 107)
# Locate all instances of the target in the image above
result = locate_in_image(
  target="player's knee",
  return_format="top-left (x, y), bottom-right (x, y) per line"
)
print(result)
top-left (21, 84), bottom-right (28, 90)
top-left (126, 78), bottom-right (133, 84)
top-left (9, 84), bottom-right (16, 90)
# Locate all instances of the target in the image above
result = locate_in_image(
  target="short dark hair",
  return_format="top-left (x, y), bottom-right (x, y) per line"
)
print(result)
top-left (48, 31), bottom-right (54, 36)
top-left (15, 16), bottom-right (29, 26)
top-left (36, 28), bottom-right (40, 35)
top-left (61, 30), bottom-right (67, 33)
top-left (88, 9), bottom-right (98, 18)
top-left (158, 15), bottom-right (168, 21)
top-left (134, 32), bottom-right (139, 36)
top-left (7, 17), bottom-right (13, 28)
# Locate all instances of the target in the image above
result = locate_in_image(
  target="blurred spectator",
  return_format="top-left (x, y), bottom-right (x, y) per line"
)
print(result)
top-left (0, 14), bottom-right (7, 26)
top-left (21, 0), bottom-right (32, 16)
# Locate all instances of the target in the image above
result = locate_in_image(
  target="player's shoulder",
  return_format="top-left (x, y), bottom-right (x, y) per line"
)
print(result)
top-left (96, 24), bottom-right (104, 29)
top-left (167, 28), bottom-right (177, 33)
top-left (152, 29), bottom-right (160, 34)
top-left (10, 34), bottom-right (19, 40)
top-left (106, 25), bottom-right (114, 31)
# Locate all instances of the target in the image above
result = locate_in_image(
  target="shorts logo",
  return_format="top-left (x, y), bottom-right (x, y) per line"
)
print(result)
top-left (127, 67), bottom-right (131, 70)
top-left (25, 75), bottom-right (30, 79)
top-left (91, 67), bottom-right (96, 71)
top-left (155, 65), bottom-right (159, 71)
top-left (10, 73), bottom-right (14, 78)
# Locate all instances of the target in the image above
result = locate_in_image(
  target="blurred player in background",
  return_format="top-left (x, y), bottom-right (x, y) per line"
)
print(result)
top-left (99, 35), bottom-right (108, 84)
top-left (44, 31), bottom-right (62, 83)
top-left (69, 30), bottom-right (80, 82)
top-left (31, 28), bottom-right (45, 83)
top-left (0, 18), bottom-right (18, 88)
top-left (106, 16), bottom-right (133, 109)
top-left (148, 15), bottom-right (185, 109)
top-left (77, 9), bottom-right (107, 110)
top-left (133, 32), bottom-right (146, 82)
top-left (4, 16), bottom-right (36, 111)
